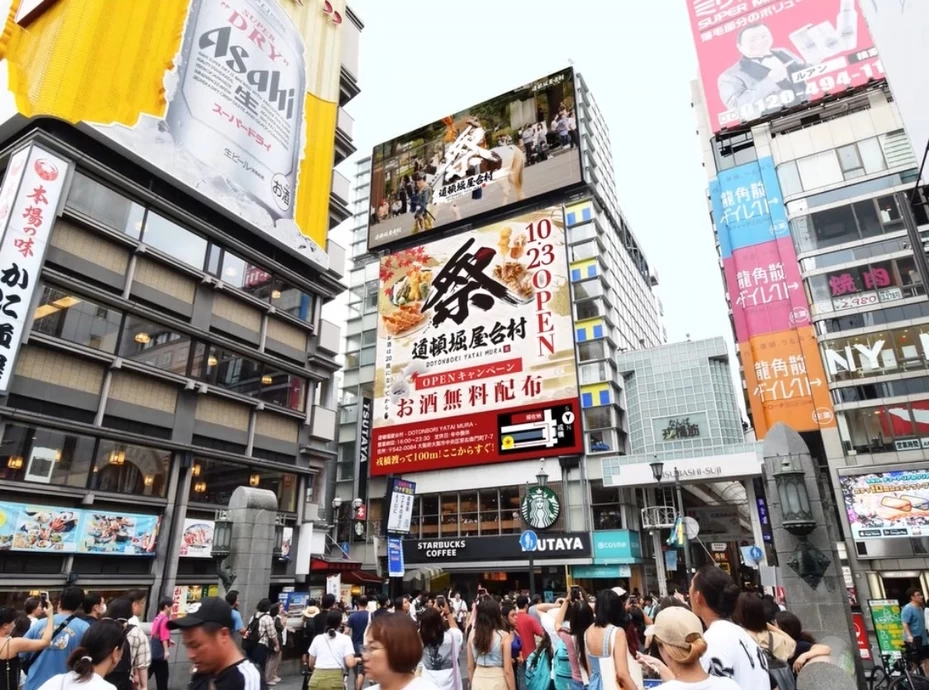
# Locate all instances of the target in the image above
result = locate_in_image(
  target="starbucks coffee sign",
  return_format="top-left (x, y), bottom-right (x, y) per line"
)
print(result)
top-left (521, 486), bottom-right (560, 529)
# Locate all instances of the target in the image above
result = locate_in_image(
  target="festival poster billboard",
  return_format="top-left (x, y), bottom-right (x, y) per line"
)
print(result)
top-left (723, 237), bottom-right (810, 342)
top-left (739, 325), bottom-right (837, 437)
top-left (686, 0), bottom-right (882, 133)
top-left (371, 206), bottom-right (582, 475)
top-left (367, 68), bottom-right (584, 251)
top-left (840, 469), bottom-right (929, 540)
top-left (0, 0), bottom-right (346, 269)
top-left (0, 501), bottom-right (159, 555)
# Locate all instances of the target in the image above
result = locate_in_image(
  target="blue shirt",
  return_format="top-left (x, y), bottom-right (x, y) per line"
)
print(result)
top-left (346, 610), bottom-right (370, 648)
top-left (21, 614), bottom-right (90, 690)
top-left (231, 608), bottom-right (244, 633)
top-left (902, 603), bottom-right (927, 641)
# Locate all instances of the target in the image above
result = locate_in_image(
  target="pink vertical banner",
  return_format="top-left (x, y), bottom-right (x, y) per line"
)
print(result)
top-left (723, 237), bottom-right (810, 343)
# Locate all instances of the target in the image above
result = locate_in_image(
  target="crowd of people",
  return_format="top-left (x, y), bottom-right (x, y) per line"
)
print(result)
top-left (0, 568), bottom-right (834, 690)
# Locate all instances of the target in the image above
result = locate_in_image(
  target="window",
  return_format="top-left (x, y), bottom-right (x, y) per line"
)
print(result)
top-left (580, 362), bottom-right (609, 385)
top-left (713, 131), bottom-right (756, 172)
top-left (587, 429), bottom-right (616, 454)
top-left (258, 368), bottom-right (307, 413)
top-left (791, 194), bottom-right (910, 253)
top-left (501, 487), bottom-right (521, 534)
top-left (460, 492), bottom-right (478, 536)
top-left (189, 458), bottom-right (297, 511)
top-left (807, 257), bottom-right (926, 313)
top-left (0, 424), bottom-right (95, 488)
top-left (479, 490), bottom-right (499, 535)
top-left (590, 481), bottom-right (622, 530)
top-left (66, 173), bottom-right (144, 239)
top-left (271, 278), bottom-right (315, 323)
top-left (573, 277), bottom-right (603, 300)
top-left (421, 496), bottom-right (438, 537)
top-left (797, 150), bottom-right (843, 190)
top-left (858, 138), bottom-right (887, 175)
top-left (577, 340), bottom-right (606, 362)
top-left (570, 241), bottom-right (598, 263)
top-left (32, 286), bottom-right (122, 352)
top-left (777, 161), bottom-right (803, 198)
top-left (822, 323), bottom-right (929, 382)
top-left (194, 344), bottom-right (263, 397)
top-left (118, 315), bottom-right (191, 375)
top-left (584, 407), bottom-right (613, 430)
top-left (91, 440), bottom-right (170, 498)
top-left (575, 300), bottom-right (602, 321)
top-left (142, 212), bottom-right (207, 270)
top-left (837, 144), bottom-right (865, 179)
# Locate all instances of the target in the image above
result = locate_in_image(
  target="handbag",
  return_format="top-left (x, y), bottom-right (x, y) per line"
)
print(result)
top-left (592, 626), bottom-right (643, 690)
top-left (765, 632), bottom-right (796, 690)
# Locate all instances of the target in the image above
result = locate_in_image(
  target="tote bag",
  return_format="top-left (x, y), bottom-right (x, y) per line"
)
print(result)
top-left (597, 627), bottom-right (644, 690)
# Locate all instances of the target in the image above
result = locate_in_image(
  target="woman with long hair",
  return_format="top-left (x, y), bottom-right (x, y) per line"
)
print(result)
top-left (467, 599), bottom-right (515, 690)
top-left (363, 613), bottom-right (434, 690)
top-left (1, 606), bottom-right (56, 690)
top-left (418, 604), bottom-right (463, 690)
top-left (35, 619), bottom-right (125, 690)
top-left (102, 597), bottom-right (149, 690)
top-left (552, 597), bottom-right (594, 690)
top-left (499, 603), bottom-right (522, 673)
top-left (307, 609), bottom-right (357, 690)
top-left (584, 590), bottom-right (641, 690)
top-left (635, 608), bottom-right (739, 689)
top-left (524, 631), bottom-right (555, 690)
top-left (774, 610), bottom-right (832, 674)
top-left (732, 592), bottom-right (795, 663)
top-left (689, 566), bottom-right (768, 688)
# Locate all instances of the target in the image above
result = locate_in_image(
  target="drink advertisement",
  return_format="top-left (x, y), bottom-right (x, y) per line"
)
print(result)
top-left (0, 0), bottom-right (347, 269)
top-left (0, 501), bottom-right (160, 555)
top-left (371, 206), bottom-right (582, 475)
top-left (686, 0), bottom-right (881, 133)
top-left (368, 68), bottom-right (583, 251)
top-left (840, 469), bottom-right (929, 540)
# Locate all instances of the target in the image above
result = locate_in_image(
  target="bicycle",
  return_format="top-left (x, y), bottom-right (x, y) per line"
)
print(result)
top-left (870, 644), bottom-right (929, 690)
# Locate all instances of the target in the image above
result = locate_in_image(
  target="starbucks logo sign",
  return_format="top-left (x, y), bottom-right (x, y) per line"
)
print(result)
top-left (521, 486), bottom-right (560, 530)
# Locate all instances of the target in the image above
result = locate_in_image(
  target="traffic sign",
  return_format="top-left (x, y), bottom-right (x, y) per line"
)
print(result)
top-left (520, 530), bottom-right (538, 552)
top-left (749, 545), bottom-right (763, 561)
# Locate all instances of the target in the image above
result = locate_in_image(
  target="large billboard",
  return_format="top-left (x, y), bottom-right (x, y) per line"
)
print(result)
top-left (861, 0), bottom-right (929, 185)
top-left (0, 0), bottom-right (345, 270)
top-left (687, 0), bottom-right (882, 133)
top-left (840, 469), bottom-right (929, 540)
top-left (371, 206), bottom-right (582, 475)
top-left (367, 68), bottom-right (583, 251)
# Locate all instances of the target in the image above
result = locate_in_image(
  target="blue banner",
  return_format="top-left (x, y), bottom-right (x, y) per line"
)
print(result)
top-left (592, 530), bottom-right (642, 564)
top-left (712, 156), bottom-right (790, 259)
top-left (387, 536), bottom-right (404, 577)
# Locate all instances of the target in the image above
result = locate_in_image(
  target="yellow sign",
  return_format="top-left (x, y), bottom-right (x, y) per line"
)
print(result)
top-left (0, 0), bottom-right (344, 269)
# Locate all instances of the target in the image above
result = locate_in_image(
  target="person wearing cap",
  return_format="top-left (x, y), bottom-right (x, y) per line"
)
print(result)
top-left (636, 608), bottom-right (739, 689)
top-left (168, 597), bottom-right (262, 690)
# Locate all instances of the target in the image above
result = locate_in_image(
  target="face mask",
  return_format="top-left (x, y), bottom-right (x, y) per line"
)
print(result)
top-left (98, 604), bottom-right (107, 615)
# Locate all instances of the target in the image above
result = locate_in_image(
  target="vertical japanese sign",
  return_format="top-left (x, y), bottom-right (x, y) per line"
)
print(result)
top-left (386, 478), bottom-right (416, 534)
top-left (387, 536), bottom-right (404, 578)
top-left (869, 599), bottom-right (904, 659)
top-left (686, 0), bottom-right (881, 133)
top-left (0, 144), bottom-right (70, 391)
top-left (371, 206), bottom-right (582, 475)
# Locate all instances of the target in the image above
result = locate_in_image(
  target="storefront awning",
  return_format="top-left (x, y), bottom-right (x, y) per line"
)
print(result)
top-left (311, 557), bottom-right (362, 572)
top-left (403, 566), bottom-right (443, 582)
top-left (341, 570), bottom-right (383, 585)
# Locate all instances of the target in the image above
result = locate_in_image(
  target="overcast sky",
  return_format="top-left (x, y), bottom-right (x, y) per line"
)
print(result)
top-left (336, 0), bottom-right (744, 410)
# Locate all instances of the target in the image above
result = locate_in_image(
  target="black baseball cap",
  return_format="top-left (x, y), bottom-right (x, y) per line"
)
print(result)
top-left (167, 597), bottom-right (234, 630)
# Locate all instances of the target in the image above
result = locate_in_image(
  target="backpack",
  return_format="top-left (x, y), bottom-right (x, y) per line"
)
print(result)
top-left (104, 629), bottom-right (135, 690)
top-left (552, 634), bottom-right (573, 690)
top-left (524, 647), bottom-right (554, 690)
top-left (242, 614), bottom-right (265, 652)
top-left (764, 632), bottom-right (796, 690)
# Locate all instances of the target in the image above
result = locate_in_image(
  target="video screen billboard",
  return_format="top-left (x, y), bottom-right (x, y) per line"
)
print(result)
top-left (841, 469), bottom-right (929, 540)
top-left (371, 206), bottom-right (582, 475)
top-left (687, 0), bottom-right (882, 133)
top-left (367, 68), bottom-right (583, 251)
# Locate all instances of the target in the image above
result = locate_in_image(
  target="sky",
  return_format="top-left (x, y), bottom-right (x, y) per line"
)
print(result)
top-left (335, 0), bottom-right (743, 409)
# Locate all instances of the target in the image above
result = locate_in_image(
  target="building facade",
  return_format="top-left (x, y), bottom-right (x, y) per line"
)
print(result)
top-left (336, 70), bottom-right (665, 594)
top-left (0, 0), bottom-right (363, 628)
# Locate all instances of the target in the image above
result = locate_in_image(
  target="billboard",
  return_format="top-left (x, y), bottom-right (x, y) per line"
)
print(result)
top-left (861, 0), bottom-right (929, 185)
top-left (841, 469), bottom-right (929, 540)
top-left (371, 206), bottom-right (582, 475)
top-left (739, 326), bottom-right (837, 437)
top-left (367, 68), bottom-right (583, 251)
top-left (687, 0), bottom-right (882, 133)
top-left (0, 0), bottom-right (346, 269)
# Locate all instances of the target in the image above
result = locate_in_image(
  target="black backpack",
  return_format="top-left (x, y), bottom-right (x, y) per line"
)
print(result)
top-left (764, 632), bottom-right (796, 690)
top-left (104, 628), bottom-right (135, 690)
top-left (242, 615), bottom-right (265, 652)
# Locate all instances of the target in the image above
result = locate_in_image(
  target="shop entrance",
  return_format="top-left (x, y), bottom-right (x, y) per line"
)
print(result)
top-left (882, 574), bottom-right (923, 606)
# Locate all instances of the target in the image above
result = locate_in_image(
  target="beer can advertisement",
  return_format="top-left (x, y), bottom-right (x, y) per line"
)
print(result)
top-left (367, 68), bottom-right (583, 251)
top-left (371, 206), bottom-right (582, 475)
top-left (686, 0), bottom-right (881, 133)
top-left (840, 469), bottom-right (929, 541)
top-left (0, 0), bottom-right (346, 269)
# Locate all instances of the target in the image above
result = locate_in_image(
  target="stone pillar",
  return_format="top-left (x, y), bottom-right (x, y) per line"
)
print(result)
top-left (762, 424), bottom-right (863, 683)
top-left (227, 486), bottom-right (278, 615)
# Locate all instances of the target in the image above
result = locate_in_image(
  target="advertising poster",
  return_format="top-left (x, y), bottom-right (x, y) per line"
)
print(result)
top-left (386, 479), bottom-right (416, 534)
top-left (0, 501), bottom-right (159, 556)
top-left (840, 469), bottom-right (929, 540)
top-left (739, 326), bottom-right (837, 437)
top-left (387, 536), bottom-right (404, 577)
top-left (372, 206), bottom-right (582, 475)
top-left (280, 526), bottom-right (293, 561)
top-left (861, 0), bottom-right (929, 185)
top-left (368, 68), bottom-right (583, 251)
top-left (0, 0), bottom-right (348, 269)
top-left (851, 612), bottom-right (872, 660)
top-left (179, 518), bottom-right (214, 558)
top-left (686, 0), bottom-right (881, 133)
top-left (326, 574), bottom-right (341, 598)
top-left (869, 599), bottom-right (904, 658)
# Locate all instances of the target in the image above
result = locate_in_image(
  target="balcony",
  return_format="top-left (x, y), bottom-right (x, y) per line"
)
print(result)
top-left (317, 318), bottom-right (341, 355)
top-left (311, 406), bottom-right (337, 442)
top-left (327, 240), bottom-right (346, 279)
top-left (329, 170), bottom-right (351, 226)
top-left (337, 108), bottom-right (355, 140)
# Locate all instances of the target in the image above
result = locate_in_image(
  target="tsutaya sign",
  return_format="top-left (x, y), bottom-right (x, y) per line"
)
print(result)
top-left (403, 532), bottom-right (591, 563)
top-left (604, 451), bottom-right (763, 488)
top-left (824, 335), bottom-right (929, 377)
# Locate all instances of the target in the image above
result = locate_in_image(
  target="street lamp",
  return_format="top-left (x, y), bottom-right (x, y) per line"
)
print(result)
top-left (332, 496), bottom-right (343, 557)
top-left (536, 463), bottom-right (549, 488)
top-left (649, 460), bottom-right (664, 484)
top-left (772, 454), bottom-right (830, 589)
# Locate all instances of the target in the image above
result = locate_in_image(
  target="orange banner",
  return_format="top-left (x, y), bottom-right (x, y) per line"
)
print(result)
top-left (739, 326), bottom-right (836, 438)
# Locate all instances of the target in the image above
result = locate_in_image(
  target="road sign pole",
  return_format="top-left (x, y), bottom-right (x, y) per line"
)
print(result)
top-left (675, 468), bottom-right (693, 585)
top-left (529, 552), bottom-right (536, 601)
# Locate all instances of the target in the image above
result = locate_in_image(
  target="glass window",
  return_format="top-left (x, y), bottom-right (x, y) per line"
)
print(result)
top-left (777, 161), bottom-right (803, 197)
top-left (575, 300), bottom-right (602, 321)
top-left (66, 173), bottom-right (144, 239)
top-left (839, 408), bottom-right (890, 453)
top-left (858, 138), bottom-right (887, 175)
top-left (421, 496), bottom-right (438, 537)
top-left (853, 199), bottom-right (882, 238)
top-left (118, 315), bottom-right (191, 376)
top-left (573, 278), bottom-right (603, 300)
top-left (587, 429), bottom-right (616, 454)
top-left (220, 251), bottom-right (249, 289)
top-left (500, 488), bottom-right (520, 534)
top-left (195, 345), bottom-right (263, 397)
top-left (90, 440), bottom-right (170, 498)
top-left (258, 368), bottom-right (307, 413)
top-left (584, 407), bottom-right (613, 430)
top-left (271, 278), bottom-right (314, 323)
top-left (591, 481), bottom-right (622, 530)
top-left (440, 494), bottom-right (458, 536)
top-left (479, 489), bottom-right (499, 535)
top-left (797, 150), bottom-right (843, 191)
top-left (460, 492), bottom-right (478, 536)
top-left (570, 241), bottom-right (598, 263)
top-left (810, 204), bottom-right (859, 248)
top-left (32, 286), bottom-right (122, 353)
top-left (876, 195), bottom-right (903, 227)
top-left (838, 144), bottom-right (865, 179)
top-left (142, 213), bottom-right (207, 270)
top-left (577, 340), bottom-right (605, 362)
top-left (189, 458), bottom-right (297, 511)
top-left (205, 244), bottom-right (222, 277)
top-left (0, 424), bottom-right (94, 488)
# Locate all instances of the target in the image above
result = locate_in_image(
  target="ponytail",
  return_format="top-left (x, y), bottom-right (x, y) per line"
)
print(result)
top-left (67, 649), bottom-right (95, 683)
top-left (67, 619), bottom-right (125, 682)
top-left (325, 609), bottom-right (342, 638)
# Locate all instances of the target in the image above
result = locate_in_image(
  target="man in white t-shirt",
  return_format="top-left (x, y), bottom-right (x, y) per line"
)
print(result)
top-left (701, 618), bottom-right (770, 687)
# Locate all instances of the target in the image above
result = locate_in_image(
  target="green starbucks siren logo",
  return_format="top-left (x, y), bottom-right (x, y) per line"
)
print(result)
top-left (521, 486), bottom-right (560, 530)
